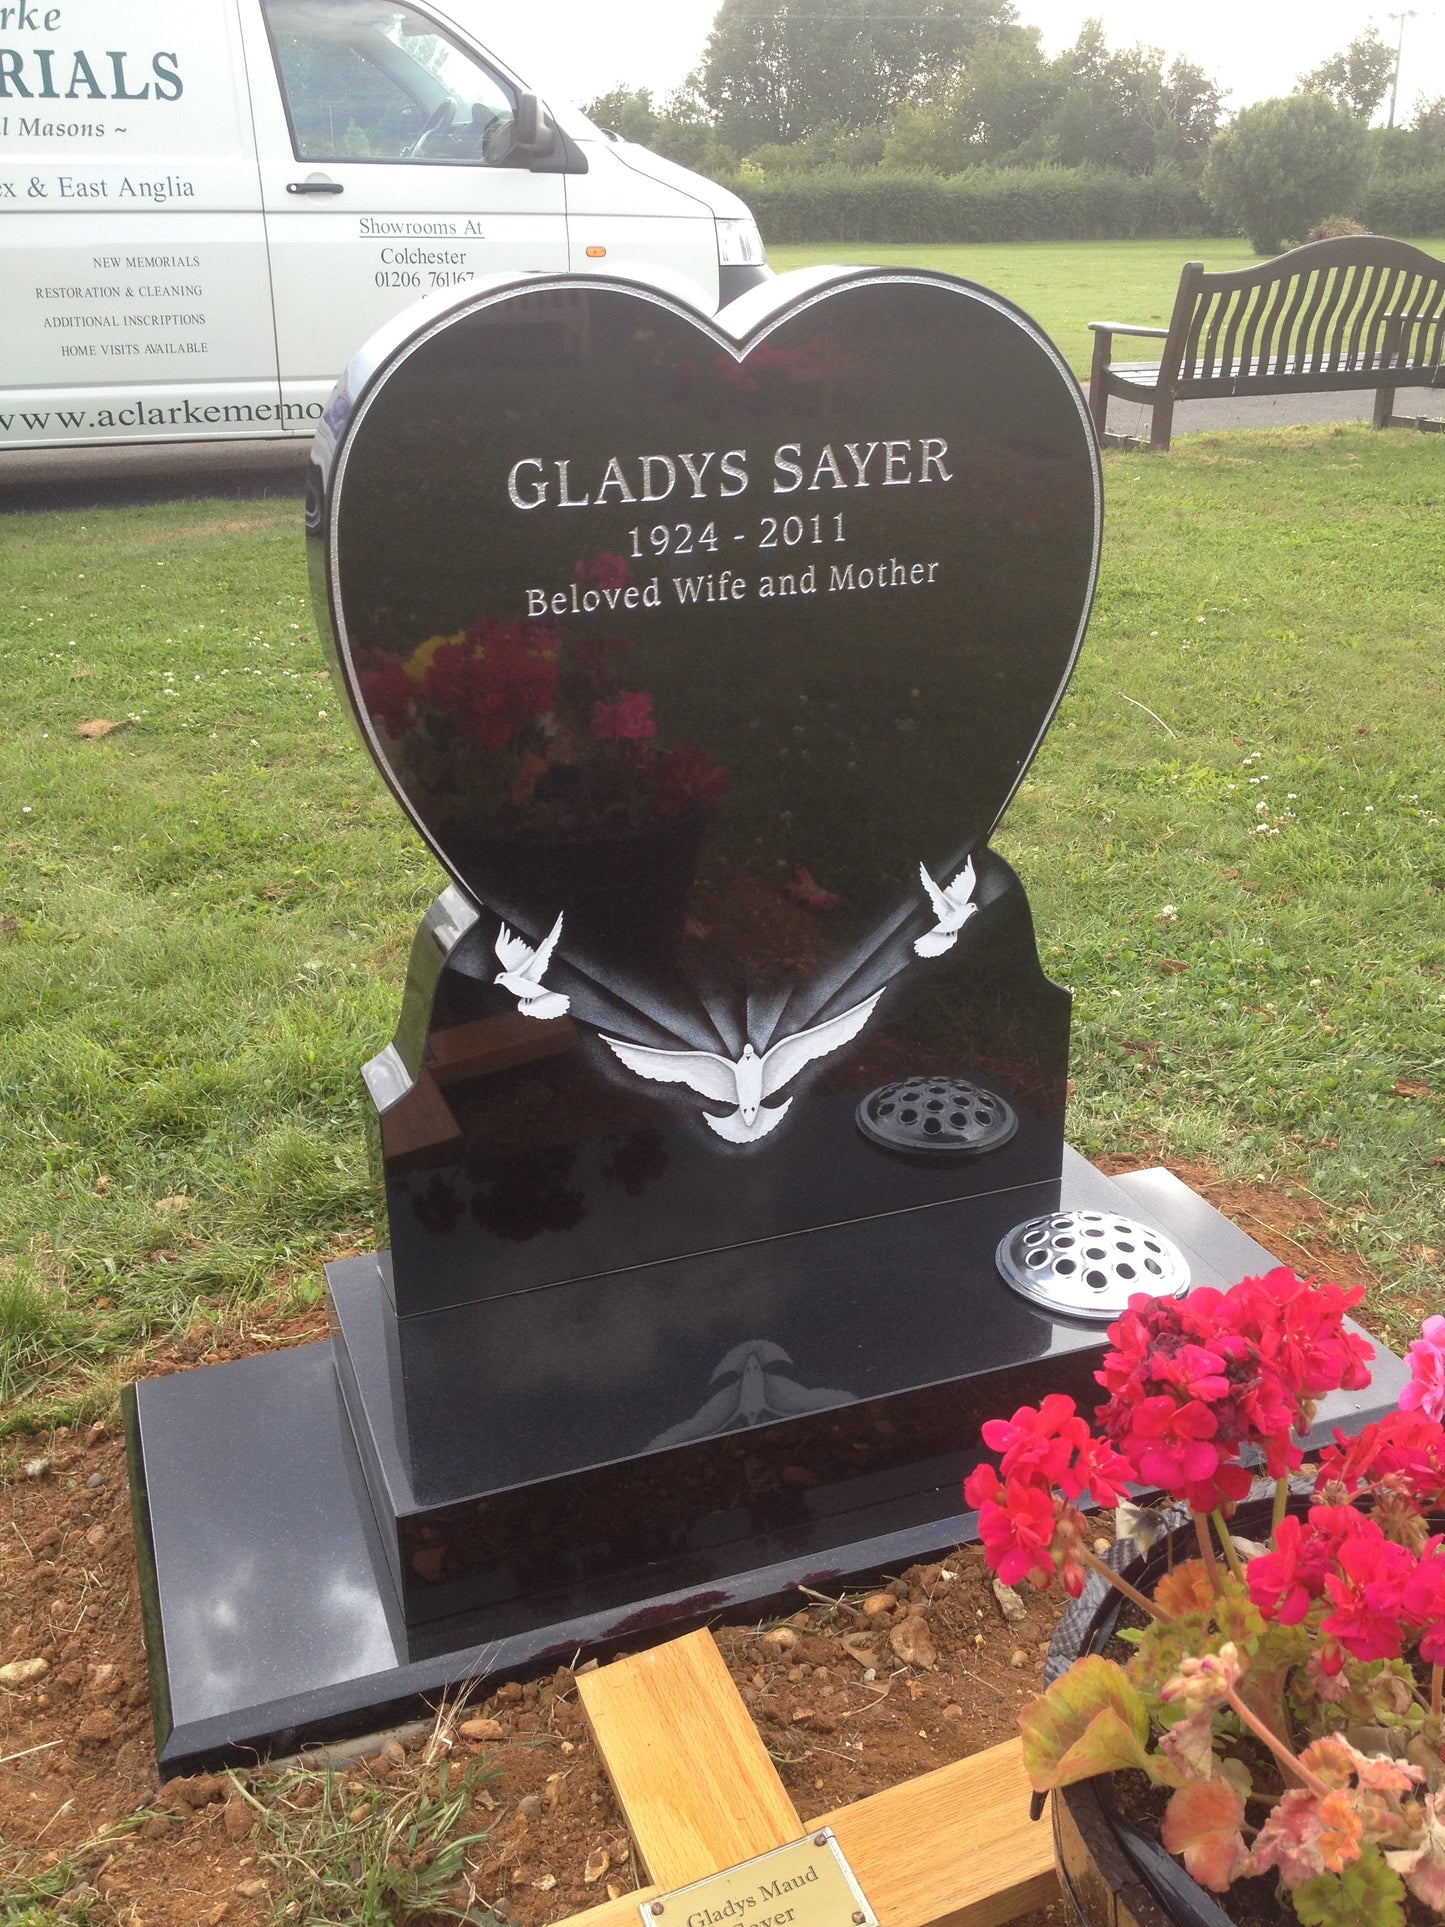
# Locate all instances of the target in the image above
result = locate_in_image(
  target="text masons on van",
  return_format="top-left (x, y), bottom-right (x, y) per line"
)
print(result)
top-left (506, 438), bottom-right (954, 509)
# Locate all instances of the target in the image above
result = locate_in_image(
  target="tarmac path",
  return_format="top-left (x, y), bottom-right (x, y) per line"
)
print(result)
top-left (1097, 382), bottom-right (1444, 446)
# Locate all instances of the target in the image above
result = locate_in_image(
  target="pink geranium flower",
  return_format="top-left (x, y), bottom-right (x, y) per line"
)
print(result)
top-left (1315, 1409), bottom-right (1445, 1509)
top-left (1225, 1266), bottom-right (1371, 1402)
top-left (1317, 1526), bottom-right (1416, 1671)
top-left (964, 1465), bottom-right (1064, 1590)
top-left (1400, 1541), bottom-right (1445, 1664)
top-left (1402, 1315), bottom-right (1445, 1423)
top-left (980, 1395), bottom-right (1132, 1506)
top-left (1246, 1513), bottom-right (1337, 1623)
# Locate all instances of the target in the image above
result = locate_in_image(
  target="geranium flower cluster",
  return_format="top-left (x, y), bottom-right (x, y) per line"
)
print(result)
top-left (1245, 1411), bottom-right (1445, 1673)
top-left (962, 1392), bottom-right (1132, 1594)
top-left (965, 1269), bottom-right (1373, 1594)
top-left (358, 616), bottom-right (560, 753)
top-left (354, 558), bottom-right (728, 834)
top-left (1094, 1267), bottom-right (1371, 1512)
top-left (976, 1274), bottom-right (1445, 1924)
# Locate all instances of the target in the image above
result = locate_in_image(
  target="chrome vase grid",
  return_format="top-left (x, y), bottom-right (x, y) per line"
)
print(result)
top-left (855, 1076), bottom-right (1018, 1156)
top-left (995, 1209), bottom-right (1190, 1321)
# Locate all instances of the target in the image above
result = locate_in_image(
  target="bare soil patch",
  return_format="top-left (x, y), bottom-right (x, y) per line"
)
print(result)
top-left (0, 1164), bottom-right (1388, 1926)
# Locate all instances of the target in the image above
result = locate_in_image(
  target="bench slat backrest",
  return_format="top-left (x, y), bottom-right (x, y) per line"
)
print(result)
top-left (1161, 238), bottom-right (1445, 384)
top-left (1414, 306), bottom-right (1445, 367)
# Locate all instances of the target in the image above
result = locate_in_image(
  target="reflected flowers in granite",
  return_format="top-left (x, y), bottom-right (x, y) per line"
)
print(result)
top-left (356, 556), bottom-right (728, 843)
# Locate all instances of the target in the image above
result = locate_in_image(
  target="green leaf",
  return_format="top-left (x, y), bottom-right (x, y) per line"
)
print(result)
top-left (1019, 1655), bottom-right (1167, 1789)
top-left (1292, 1847), bottom-right (1406, 1927)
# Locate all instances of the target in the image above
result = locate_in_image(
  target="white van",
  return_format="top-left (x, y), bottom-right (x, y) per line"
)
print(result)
top-left (0, 0), bottom-right (768, 449)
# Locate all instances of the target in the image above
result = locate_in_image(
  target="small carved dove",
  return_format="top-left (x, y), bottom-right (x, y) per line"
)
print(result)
top-left (493, 912), bottom-right (569, 1020)
top-left (914, 856), bottom-right (978, 957)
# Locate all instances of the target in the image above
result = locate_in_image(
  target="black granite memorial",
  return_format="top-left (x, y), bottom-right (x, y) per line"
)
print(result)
top-left (125, 267), bottom-right (1409, 1772)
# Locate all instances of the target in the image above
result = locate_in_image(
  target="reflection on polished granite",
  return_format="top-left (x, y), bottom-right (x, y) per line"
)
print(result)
top-left (127, 1153), bottom-right (1409, 1773)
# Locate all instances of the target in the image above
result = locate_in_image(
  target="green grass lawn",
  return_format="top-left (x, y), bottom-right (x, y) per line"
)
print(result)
top-left (770, 237), bottom-right (1445, 379)
top-left (1, 425), bottom-right (1441, 1434)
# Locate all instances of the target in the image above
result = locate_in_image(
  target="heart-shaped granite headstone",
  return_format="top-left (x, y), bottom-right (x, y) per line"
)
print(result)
top-left (312, 267), bottom-right (1098, 1102)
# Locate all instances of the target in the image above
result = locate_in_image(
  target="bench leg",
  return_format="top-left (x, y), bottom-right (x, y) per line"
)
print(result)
top-left (1375, 317), bottom-right (1403, 429)
top-left (1150, 390), bottom-right (1175, 453)
top-left (1088, 336), bottom-right (1111, 442)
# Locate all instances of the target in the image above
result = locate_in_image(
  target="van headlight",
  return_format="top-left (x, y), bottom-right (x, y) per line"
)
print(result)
top-left (716, 218), bottom-right (766, 267)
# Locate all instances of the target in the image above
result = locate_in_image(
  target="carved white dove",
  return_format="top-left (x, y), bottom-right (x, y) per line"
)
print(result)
top-left (914, 855), bottom-right (978, 957)
top-left (600, 987), bottom-right (885, 1143)
top-left (493, 912), bottom-right (570, 1020)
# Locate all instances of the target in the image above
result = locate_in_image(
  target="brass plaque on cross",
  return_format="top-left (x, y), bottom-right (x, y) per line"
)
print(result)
top-left (638, 1828), bottom-right (876, 1927)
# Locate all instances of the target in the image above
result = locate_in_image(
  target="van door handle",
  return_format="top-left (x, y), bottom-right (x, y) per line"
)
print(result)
top-left (287, 177), bottom-right (344, 195)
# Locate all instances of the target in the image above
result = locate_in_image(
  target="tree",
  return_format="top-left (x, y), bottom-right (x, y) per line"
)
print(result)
top-left (1039, 31), bottom-right (1212, 174)
top-left (976, 21), bottom-right (1224, 177)
top-left (1204, 94), bottom-right (1371, 253)
top-left (1373, 92), bottom-right (1445, 173)
top-left (1413, 95), bottom-right (1445, 168)
top-left (651, 87), bottom-right (741, 175)
top-left (880, 18), bottom-right (1223, 178)
top-left (583, 86), bottom-right (660, 145)
top-left (882, 27), bottom-right (1056, 172)
top-left (582, 81), bottom-right (738, 177)
top-left (1296, 27), bottom-right (1395, 121)
top-left (1156, 57), bottom-right (1229, 172)
top-left (700, 0), bottom-right (1017, 151)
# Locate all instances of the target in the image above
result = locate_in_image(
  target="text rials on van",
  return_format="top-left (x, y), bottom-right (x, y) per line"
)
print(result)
top-left (316, 269), bottom-right (1100, 997)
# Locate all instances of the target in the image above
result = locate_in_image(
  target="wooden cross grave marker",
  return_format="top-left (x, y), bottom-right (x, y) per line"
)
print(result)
top-left (561, 1627), bottom-right (1056, 1927)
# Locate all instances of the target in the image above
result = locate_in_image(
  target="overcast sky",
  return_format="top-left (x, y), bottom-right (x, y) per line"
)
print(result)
top-left (462, 1), bottom-right (1444, 125)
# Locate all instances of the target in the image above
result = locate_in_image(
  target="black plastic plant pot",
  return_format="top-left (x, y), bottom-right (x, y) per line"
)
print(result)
top-left (1053, 1772), bottom-right (1237, 1927)
top-left (1041, 1504), bottom-right (1277, 1927)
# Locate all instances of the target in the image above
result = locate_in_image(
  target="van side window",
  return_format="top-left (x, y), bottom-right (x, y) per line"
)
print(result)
top-left (260, 0), bottom-right (522, 165)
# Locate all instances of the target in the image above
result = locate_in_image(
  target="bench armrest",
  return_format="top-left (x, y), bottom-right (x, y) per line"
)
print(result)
top-left (1088, 321), bottom-right (1170, 338)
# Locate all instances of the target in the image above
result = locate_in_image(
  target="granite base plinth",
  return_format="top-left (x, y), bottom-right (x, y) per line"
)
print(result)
top-left (328, 1172), bottom-right (1090, 1653)
top-left (126, 1153), bottom-right (1409, 1774)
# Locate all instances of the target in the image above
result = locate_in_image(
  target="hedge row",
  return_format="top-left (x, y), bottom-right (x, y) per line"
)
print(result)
top-left (1358, 169), bottom-right (1445, 235)
top-left (724, 163), bottom-right (1445, 247)
top-left (722, 166), bottom-right (1221, 244)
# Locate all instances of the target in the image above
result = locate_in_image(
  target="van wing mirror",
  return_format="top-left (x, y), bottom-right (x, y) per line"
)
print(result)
top-left (512, 91), bottom-right (557, 160)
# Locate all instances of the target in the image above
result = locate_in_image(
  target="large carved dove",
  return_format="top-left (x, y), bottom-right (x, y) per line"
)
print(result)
top-left (600, 987), bottom-right (885, 1142)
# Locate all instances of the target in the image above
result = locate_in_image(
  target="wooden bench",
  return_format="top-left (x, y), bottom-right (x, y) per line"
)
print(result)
top-left (1088, 236), bottom-right (1445, 451)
